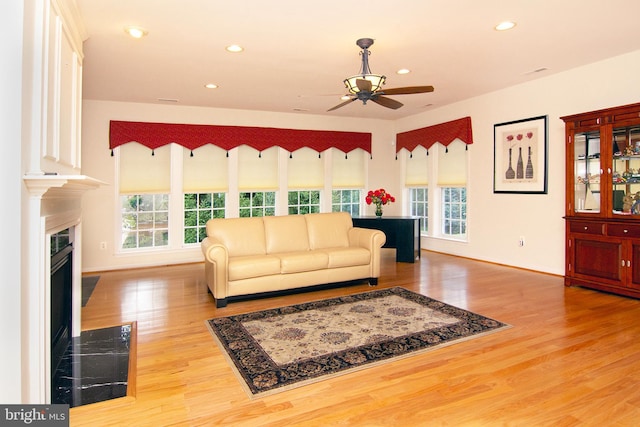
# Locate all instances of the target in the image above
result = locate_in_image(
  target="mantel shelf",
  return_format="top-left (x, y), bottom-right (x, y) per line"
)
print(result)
top-left (23, 174), bottom-right (106, 198)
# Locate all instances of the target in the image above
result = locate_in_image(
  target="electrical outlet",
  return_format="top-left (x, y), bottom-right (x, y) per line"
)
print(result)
top-left (100, 241), bottom-right (107, 250)
top-left (519, 236), bottom-right (525, 247)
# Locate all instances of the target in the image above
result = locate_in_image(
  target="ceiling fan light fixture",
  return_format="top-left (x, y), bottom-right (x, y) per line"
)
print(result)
top-left (344, 74), bottom-right (386, 94)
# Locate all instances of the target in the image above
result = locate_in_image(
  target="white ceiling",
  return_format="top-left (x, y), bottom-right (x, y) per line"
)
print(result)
top-left (76, 0), bottom-right (640, 120)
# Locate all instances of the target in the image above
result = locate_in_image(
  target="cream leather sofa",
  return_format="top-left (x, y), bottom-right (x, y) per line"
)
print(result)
top-left (201, 212), bottom-right (386, 307)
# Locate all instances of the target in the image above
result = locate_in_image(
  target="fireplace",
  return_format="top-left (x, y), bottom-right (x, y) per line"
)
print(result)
top-left (23, 174), bottom-right (103, 403)
top-left (50, 229), bottom-right (73, 382)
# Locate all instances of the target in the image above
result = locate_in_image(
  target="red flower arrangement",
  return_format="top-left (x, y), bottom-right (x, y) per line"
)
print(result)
top-left (366, 188), bottom-right (395, 216)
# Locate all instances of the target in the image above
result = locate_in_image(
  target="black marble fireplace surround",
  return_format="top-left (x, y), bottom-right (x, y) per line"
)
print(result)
top-left (51, 324), bottom-right (134, 407)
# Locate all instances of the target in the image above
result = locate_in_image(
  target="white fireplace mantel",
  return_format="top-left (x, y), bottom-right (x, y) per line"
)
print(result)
top-left (23, 173), bottom-right (104, 403)
top-left (24, 174), bottom-right (104, 198)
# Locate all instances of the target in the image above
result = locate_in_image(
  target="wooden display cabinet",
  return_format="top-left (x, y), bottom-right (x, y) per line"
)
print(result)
top-left (561, 102), bottom-right (640, 297)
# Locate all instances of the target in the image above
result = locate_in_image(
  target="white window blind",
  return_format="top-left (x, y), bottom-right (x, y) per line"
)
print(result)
top-left (238, 145), bottom-right (278, 190)
top-left (119, 143), bottom-right (171, 194)
top-left (405, 145), bottom-right (429, 186)
top-left (288, 147), bottom-right (324, 189)
top-left (182, 145), bottom-right (228, 192)
top-left (331, 148), bottom-right (365, 188)
top-left (437, 139), bottom-right (467, 186)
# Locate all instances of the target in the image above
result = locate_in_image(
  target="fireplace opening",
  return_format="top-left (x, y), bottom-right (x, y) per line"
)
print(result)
top-left (50, 229), bottom-right (73, 390)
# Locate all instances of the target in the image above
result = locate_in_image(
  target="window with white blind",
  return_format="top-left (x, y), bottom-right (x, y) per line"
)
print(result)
top-left (405, 145), bottom-right (429, 232)
top-left (331, 148), bottom-right (365, 189)
top-left (119, 143), bottom-right (171, 250)
top-left (182, 145), bottom-right (227, 244)
top-left (238, 145), bottom-right (278, 190)
top-left (288, 147), bottom-right (324, 189)
top-left (437, 140), bottom-right (467, 240)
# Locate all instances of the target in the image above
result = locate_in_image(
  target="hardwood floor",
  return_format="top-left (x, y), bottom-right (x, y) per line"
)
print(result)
top-left (70, 250), bottom-right (640, 426)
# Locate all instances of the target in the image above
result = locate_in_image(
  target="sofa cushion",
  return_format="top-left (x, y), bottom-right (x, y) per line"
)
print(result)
top-left (305, 212), bottom-right (352, 250)
top-left (229, 255), bottom-right (281, 281)
top-left (323, 247), bottom-right (371, 268)
top-left (277, 251), bottom-right (329, 274)
top-left (263, 215), bottom-right (310, 254)
top-left (206, 217), bottom-right (266, 257)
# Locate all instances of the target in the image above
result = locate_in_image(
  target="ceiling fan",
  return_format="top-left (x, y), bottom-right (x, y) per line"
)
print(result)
top-left (328, 38), bottom-right (434, 112)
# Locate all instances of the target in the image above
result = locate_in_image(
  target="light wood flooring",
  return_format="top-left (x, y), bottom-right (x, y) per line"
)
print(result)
top-left (70, 250), bottom-right (640, 426)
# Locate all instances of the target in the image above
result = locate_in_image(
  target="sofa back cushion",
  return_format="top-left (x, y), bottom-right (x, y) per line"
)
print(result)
top-left (206, 217), bottom-right (266, 256)
top-left (305, 212), bottom-right (352, 249)
top-left (263, 215), bottom-right (310, 254)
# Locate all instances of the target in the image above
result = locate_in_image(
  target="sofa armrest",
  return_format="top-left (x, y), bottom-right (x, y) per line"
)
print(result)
top-left (348, 227), bottom-right (386, 250)
top-left (201, 237), bottom-right (229, 300)
top-left (348, 227), bottom-right (386, 278)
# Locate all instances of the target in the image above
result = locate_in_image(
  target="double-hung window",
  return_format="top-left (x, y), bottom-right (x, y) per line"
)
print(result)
top-left (406, 145), bottom-right (429, 233)
top-left (287, 147), bottom-right (323, 214)
top-left (331, 148), bottom-right (365, 216)
top-left (238, 145), bottom-right (278, 217)
top-left (119, 143), bottom-right (171, 250)
top-left (437, 140), bottom-right (467, 240)
top-left (183, 145), bottom-right (228, 243)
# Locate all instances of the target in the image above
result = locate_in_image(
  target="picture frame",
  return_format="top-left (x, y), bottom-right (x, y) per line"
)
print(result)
top-left (493, 115), bottom-right (548, 194)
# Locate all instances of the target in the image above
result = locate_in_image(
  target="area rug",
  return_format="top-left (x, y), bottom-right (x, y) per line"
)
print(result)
top-left (206, 287), bottom-right (509, 398)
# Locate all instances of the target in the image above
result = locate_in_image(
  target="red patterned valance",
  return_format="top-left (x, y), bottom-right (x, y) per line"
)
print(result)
top-left (396, 116), bottom-right (473, 153)
top-left (109, 121), bottom-right (372, 154)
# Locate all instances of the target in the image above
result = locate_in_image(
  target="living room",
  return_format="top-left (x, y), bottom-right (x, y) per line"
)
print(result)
top-left (5, 0), bottom-right (640, 423)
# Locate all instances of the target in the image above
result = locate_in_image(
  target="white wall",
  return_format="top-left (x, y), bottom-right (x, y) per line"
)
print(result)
top-left (81, 49), bottom-right (640, 275)
top-left (2, 0), bottom-right (25, 404)
top-left (396, 49), bottom-right (640, 275)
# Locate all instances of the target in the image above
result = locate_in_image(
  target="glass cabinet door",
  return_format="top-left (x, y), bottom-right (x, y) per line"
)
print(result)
top-left (612, 125), bottom-right (640, 215)
top-left (574, 130), bottom-right (601, 213)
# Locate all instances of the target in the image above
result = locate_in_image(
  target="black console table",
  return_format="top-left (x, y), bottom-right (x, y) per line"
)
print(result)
top-left (352, 216), bottom-right (421, 263)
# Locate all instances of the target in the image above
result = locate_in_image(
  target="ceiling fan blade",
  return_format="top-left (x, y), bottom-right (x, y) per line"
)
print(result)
top-left (372, 96), bottom-right (403, 110)
top-left (379, 85), bottom-right (435, 95)
top-left (327, 98), bottom-right (356, 112)
top-left (356, 79), bottom-right (372, 92)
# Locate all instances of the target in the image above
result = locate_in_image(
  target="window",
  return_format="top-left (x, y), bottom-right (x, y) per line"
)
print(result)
top-left (239, 191), bottom-right (276, 217)
top-left (332, 189), bottom-right (361, 216)
top-left (121, 194), bottom-right (169, 249)
top-left (119, 144), bottom-right (171, 250)
top-left (438, 141), bottom-right (467, 240)
top-left (442, 187), bottom-right (466, 238)
top-left (409, 188), bottom-right (428, 233)
top-left (184, 193), bottom-right (225, 244)
top-left (288, 190), bottom-right (320, 214)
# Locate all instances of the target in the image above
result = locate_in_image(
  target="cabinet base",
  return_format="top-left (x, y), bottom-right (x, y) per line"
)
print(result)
top-left (565, 276), bottom-right (640, 299)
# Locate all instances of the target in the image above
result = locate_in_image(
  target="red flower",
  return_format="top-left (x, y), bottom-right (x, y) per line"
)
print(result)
top-left (365, 188), bottom-right (395, 206)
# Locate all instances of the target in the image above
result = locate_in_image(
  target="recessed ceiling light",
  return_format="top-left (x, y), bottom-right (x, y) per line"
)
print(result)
top-left (124, 26), bottom-right (148, 38)
top-left (340, 95), bottom-right (351, 101)
top-left (226, 44), bottom-right (244, 53)
top-left (397, 69), bottom-right (411, 75)
top-left (495, 21), bottom-right (516, 31)
top-left (204, 83), bottom-right (218, 89)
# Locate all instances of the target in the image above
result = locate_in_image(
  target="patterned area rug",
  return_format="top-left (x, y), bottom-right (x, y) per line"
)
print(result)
top-left (206, 287), bottom-right (509, 398)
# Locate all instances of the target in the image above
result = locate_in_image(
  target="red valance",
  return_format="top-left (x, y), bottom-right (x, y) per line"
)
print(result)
top-left (396, 116), bottom-right (473, 153)
top-left (109, 121), bottom-right (372, 154)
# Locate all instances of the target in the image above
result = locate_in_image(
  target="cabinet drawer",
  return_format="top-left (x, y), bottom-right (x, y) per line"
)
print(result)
top-left (569, 221), bottom-right (604, 235)
top-left (607, 223), bottom-right (640, 238)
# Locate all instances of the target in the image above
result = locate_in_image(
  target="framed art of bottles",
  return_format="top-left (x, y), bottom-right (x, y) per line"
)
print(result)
top-left (493, 115), bottom-right (548, 194)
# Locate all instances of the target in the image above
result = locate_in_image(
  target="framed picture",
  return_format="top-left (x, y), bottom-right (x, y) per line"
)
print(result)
top-left (493, 115), bottom-right (548, 194)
